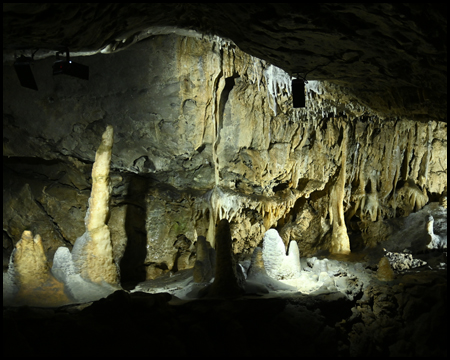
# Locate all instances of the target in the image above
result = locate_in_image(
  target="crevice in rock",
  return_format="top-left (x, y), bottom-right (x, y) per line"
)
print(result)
top-left (33, 199), bottom-right (73, 249)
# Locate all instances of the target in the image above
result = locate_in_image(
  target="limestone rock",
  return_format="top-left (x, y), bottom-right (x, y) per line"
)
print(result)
top-left (2, 33), bottom-right (447, 280)
top-left (377, 202), bottom-right (447, 253)
top-left (385, 251), bottom-right (427, 271)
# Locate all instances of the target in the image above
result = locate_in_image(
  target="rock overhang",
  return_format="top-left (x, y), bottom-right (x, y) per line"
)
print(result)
top-left (3, 3), bottom-right (447, 121)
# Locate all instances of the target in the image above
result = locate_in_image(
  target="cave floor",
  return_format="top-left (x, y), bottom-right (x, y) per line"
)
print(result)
top-left (3, 265), bottom-right (446, 357)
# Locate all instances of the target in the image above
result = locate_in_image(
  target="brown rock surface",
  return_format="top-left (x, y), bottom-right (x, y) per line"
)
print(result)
top-left (2, 32), bottom-right (447, 279)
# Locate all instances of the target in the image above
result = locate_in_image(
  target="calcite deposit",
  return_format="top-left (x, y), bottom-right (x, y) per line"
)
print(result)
top-left (2, 33), bottom-right (447, 285)
top-left (2, 5), bottom-right (446, 357)
top-left (3, 231), bottom-right (70, 307)
top-left (71, 125), bottom-right (119, 285)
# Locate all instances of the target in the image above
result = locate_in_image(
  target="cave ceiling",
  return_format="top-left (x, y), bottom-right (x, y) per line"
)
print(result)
top-left (3, 3), bottom-right (447, 121)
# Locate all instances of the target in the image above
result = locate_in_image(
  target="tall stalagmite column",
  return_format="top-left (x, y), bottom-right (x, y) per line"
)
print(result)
top-left (329, 126), bottom-right (351, 254)
top-left (72, 125), bottom-right (119, 285)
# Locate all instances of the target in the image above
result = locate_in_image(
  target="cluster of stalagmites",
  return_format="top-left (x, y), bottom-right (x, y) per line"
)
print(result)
top-left (4, 126), bottom-right (120, 306)
top-left (3, 125), bottom-right (306, 306)
top-left (195, 219), bottom-right (302, 298)
top-left (4, 124), bottom-right (446, 306)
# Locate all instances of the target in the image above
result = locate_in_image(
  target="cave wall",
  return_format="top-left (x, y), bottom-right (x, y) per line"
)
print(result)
top-left (3, 34), bottom-right (447, 280)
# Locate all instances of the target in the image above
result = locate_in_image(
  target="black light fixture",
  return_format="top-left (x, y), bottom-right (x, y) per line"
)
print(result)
top-left (292, 77), bottom-right (306, 108)
top-left (52, 49), bottom-right (89, 80)
top-left (14, 53), bottom-right (38, 91)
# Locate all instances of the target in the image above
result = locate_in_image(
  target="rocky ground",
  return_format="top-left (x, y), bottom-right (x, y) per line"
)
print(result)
top-left (3, 260), bottom-right (446, 358)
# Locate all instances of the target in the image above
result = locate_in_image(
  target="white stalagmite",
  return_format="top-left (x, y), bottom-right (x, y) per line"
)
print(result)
top-left (283, 241), bottom-right (302, 279)
top-left (71, 125), bottom-right (119, 285)
top-left (262, 229), bottom-right (287, 279)
top-left (262, 228), bottom-right (301, 280)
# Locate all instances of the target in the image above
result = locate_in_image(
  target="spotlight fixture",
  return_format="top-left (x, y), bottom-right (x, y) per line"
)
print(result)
top-left (52, 49), bottom-right (89, 80)
top-left (292, 76), bottom-right (306, 108)
top-left (14, 54), bottom-right (38, 91)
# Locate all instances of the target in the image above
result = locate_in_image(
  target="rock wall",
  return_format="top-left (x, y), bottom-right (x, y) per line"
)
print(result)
top-left (3, 34), bottom-right (447, 280)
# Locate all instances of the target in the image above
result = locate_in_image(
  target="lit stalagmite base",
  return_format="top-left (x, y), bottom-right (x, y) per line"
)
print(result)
top-left (72, 125), bottom-right (119, 285)
top-left (3, 125), bottom-right (120, 307)
top-left (4, 231), bottom-right (70, 307)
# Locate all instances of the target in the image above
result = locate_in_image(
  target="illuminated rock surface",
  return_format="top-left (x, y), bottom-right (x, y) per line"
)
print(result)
top-left (2, 6), bottom-right (447, 356)
top-left (70, 125), bottom-right (119, 286)
top-left (3, 231), bottom-right (70, 307)
top-left (4, 35), bottom-right (447, 274)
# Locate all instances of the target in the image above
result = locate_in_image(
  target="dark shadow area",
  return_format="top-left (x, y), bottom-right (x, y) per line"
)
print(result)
top-left (119, 175), bottom-right (149, 289)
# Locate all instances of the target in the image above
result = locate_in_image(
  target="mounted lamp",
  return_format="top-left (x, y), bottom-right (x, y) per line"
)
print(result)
top-left (52, 50), bottom-right (89, 80)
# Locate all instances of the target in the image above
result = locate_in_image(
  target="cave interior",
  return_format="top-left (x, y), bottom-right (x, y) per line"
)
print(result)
top-left (2, 3), bottom-right (447, 357)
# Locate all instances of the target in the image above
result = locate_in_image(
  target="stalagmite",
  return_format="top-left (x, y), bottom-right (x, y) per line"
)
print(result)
top-left (329, 127), bottom-right (351, 254)
top-left (426, 215), bottom-right (441, 250)
top-left (13, 231), bottom-right (49, 289)
top-left (4, 231), bottom-right (70, 307)
top-left (439, 187), bottom-right (447, 208)
top-left (193, 235), bottom-right (215, 283)
top-left (71, 125), bottom-right (119, 285)
top-left (246, 245), bottom-right (297, 292)
top-left (262, 229), bottom-right (287, 279)
top-left (377, 256), bottom-right (395, 281)
top-left (284, 241), bottom-right (302, 279)
top-left (202, 219), bottom-right (245, 298)
top-left (247, 247), bottom-right (267, 277)
top-left (261, 229), bottom-right (302, 280)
